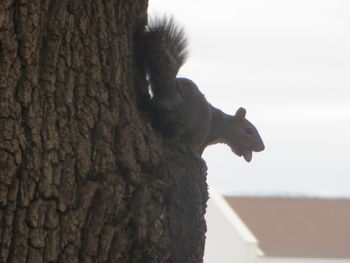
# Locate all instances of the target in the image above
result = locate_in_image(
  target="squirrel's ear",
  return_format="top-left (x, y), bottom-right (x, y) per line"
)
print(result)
top-left (236, 107), bottom-right (246, 119)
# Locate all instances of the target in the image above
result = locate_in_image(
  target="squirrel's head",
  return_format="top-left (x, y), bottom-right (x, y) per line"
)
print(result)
top-left (226, 107), bottom-right (265, 162)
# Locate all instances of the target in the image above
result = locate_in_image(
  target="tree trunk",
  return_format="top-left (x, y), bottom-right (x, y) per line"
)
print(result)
top-left (0, 1), bottom-right (208, 262)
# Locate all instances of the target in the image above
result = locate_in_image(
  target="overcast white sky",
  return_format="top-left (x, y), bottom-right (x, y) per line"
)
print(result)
top-left (149, 0), bottom-right (350, 197)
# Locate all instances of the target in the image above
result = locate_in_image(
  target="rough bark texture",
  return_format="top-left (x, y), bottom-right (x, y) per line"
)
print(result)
top-left (0, 0), bottom-right (208, 262)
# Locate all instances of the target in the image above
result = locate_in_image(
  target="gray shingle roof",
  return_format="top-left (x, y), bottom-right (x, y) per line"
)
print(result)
top-left (225, 196), bottom-right (350, 258)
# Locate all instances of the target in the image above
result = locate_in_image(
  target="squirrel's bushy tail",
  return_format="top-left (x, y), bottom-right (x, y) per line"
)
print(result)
top-left (139, 16), bottom-right (188, 95)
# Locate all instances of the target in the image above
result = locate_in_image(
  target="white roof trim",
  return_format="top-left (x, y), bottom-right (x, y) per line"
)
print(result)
top-left (209, 188), bottom-right (261, 250)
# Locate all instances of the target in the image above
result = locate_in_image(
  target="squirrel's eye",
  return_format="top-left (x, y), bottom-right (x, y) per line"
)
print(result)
top-left (245, 128), bottom-right (253, 136)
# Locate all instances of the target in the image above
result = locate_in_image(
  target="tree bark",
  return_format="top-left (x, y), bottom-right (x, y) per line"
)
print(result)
top-left (0, 1), bottom-right (208, 262)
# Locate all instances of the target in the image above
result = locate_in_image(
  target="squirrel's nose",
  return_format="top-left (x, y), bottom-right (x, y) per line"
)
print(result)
top-left (255, 142), bottom-right (265, 152)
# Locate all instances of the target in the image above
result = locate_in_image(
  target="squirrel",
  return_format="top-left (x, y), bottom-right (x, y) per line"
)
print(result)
top-left (137, 16), bottom-right (264, 162)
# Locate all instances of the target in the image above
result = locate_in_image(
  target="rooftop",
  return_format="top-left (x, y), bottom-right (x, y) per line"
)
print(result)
top-left (225, 196), bottom-right (350, 258)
